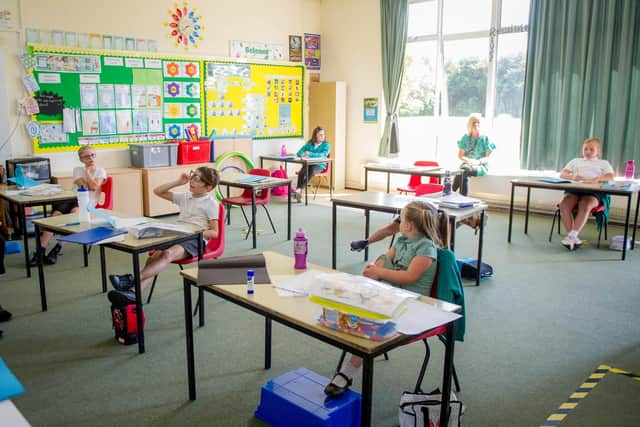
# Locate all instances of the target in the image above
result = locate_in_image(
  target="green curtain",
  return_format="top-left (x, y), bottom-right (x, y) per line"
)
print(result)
top-left (521, 0), bottom-right (640, 173)
top-left (378, 0), bottom-right (408, 158)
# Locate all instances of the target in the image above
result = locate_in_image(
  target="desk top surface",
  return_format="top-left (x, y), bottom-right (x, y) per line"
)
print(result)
top-left (0, 184), bottom-right (77, 204)
top-left (332, 191), bottom-right (487, 219)
top-left (219, 170), bottom-right (292, 188)
top-left (511, 177), bottom-right (640, 195)
top-left (260, 155), bottom-right (332, 164)
top-left (364, 163), bottom-right (460, 176)
top-left (181, 251), bottom-right (459, 354)
top-left (33, 210), bottom-right (201, 249)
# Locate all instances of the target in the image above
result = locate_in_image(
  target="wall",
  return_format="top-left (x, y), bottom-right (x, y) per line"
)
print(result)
top-left (1, 0), bottom-right (321, 173)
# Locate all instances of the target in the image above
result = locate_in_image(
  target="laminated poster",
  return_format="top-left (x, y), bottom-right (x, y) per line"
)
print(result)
top-left (80, 84), bottom-right (98, 109)
top-left (148, 110), bottom-right (162, 133)
top-left (82, 111), bottom-right (99, 135)
top-left (114, 84), bottom-right (131, 108)
top-left (132, 110), bottom-right (148, 133)
top-left (116, 110), bottom-right (132, 134)
top-left (304, 33), bottom-right (321, 70)
top-left (98, 84), bottom-right (115, 108)
top-left (39, 123), bottom-right (68, 143)
top-left (99, 110), bottom-right (117, 134)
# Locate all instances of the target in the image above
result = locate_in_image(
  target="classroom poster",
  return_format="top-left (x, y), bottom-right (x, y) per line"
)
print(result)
top-left (289, 35), bottom-right (302, 62)
top-left (304, 33), bottom-right (321, 70)
top-left (364, 98), bottom-right (378, 123)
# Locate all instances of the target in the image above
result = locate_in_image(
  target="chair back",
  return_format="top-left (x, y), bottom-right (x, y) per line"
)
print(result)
top-left (174, 203), bottom-right (226, 265)
top-left (415, 160), bottom-right (440, 185)
top-left (415, 183), bottom-right (444, 196)
top-left (319, 153), bottom-right (331, 176)
top-left (249, 168), bottom-right (272, 205)
top-left (95, 176), bottom-right (113, 210)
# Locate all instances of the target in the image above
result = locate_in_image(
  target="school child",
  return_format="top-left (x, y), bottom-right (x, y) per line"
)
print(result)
top-left (325, 200), bottom-right (450, 398)
top-left (107, 166), bottom-right (220, 306)
top-left (293, 126), bottom-right (331, 202)
top-left (558, 137), bottom-right (614, 250)
top-left (29, 145), bottom-right (106, 265)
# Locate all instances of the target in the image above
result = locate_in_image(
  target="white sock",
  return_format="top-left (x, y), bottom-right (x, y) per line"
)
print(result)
top-left (333, 360), bottom-right (359, 387)
top-left (568, 230), bottom-right (578, 239)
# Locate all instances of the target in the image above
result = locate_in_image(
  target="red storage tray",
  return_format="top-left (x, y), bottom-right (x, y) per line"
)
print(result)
top-left (177, 140), bottom-right (211, 164)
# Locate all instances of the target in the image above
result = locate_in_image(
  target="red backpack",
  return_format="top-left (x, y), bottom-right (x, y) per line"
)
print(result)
top-left (111, 304), bottom-right (145, 345)
top-left (271, 166), bottom-right (290, 196)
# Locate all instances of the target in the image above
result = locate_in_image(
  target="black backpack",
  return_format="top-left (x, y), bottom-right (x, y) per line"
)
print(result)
top-left (456, 258), bottom-right (494, 280)
top-left (110, 304), bottom-right (145, 345)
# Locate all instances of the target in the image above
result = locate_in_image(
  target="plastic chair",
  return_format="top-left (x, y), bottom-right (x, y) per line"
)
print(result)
top-left (94, 176), bottom-right (113, 210)
top-left (335, 251), bottom-right (462, 394)
top-left (311, 153), bottom-right (332, 200)
top-left (147, 203), bottom-right (226, 305)
top-left (397, 161), bottom-right (440, 195)
top-left (549, 203), bottom-right (607, 247)
top-left (414, 182), bottom-right (445, 196)
top-left (222, 168), bottom-right (276, 239)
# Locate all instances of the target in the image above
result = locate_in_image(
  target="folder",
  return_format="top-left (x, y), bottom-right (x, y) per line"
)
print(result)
top-left (0, 358), bottom-right (25, 401)
top-left (197, 254), bottom-right (271, 285)
top-left (57, 227), bottom-right (127, 245)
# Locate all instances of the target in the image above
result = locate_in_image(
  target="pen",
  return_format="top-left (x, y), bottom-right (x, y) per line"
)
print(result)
top-left (62, 222), bottom-right (80, 226)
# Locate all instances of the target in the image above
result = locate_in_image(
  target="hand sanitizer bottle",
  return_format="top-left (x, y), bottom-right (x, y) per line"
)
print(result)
top-left (280, 144), bottom-right (287, 157)
top-left (247, 269), bottom-right (255, 294)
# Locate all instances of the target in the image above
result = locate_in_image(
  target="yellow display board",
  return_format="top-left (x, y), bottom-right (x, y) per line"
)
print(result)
top-left (204, 61), bottom-right (304, 139)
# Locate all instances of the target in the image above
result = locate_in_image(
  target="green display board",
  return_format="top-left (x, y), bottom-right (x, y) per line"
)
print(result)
top-left (28, 45), bottom-right (304, 154)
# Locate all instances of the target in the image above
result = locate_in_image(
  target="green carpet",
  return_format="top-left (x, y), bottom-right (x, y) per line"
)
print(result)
top-left (1, 193), bottom-right (639, 426)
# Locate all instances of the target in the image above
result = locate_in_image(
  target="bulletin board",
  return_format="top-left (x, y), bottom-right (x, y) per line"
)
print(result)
top-left (27, 45), bottom-right (304, 153)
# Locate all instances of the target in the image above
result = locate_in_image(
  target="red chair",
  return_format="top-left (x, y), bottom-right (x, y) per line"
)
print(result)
top-left (397, 160), bottom-right (440, 195)
top-left (95, 176), bottom-right (113, 210)
top-left (311, 153), bottom-right (332, 200)
top-left (549, 203), bottom-right (607, 247)
top-left (147, 203), bottom-right (226, 304)
top-left (415, 182), bottom-right (445, 196)
top-left (222, 168), bottom-right (276, 239)
top-left (334, 251), bottom-right (462, 393)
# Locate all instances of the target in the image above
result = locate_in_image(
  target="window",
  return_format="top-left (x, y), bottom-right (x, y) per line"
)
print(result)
top-left (400, 0), bottom-right (530, 172)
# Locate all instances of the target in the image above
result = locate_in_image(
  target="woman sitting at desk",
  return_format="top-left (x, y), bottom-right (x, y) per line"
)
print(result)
top-left (293, 126), bottom-right (330, 203)
top-left (558, 137), bottom-right (614, 250)
top-left (453, 114), bottom-right (495, 196)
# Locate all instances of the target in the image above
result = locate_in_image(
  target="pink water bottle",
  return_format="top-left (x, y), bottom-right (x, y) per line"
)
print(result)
top-left (280, 144), bottom-right (287, 157)
top-left (294, 228), bottom-right (308, 269)
top-left (624, 160), bottom-right (635, 179)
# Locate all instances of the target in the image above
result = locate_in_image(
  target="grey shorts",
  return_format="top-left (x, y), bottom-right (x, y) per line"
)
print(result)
top-left (179, 239), bottom-right (205, 258)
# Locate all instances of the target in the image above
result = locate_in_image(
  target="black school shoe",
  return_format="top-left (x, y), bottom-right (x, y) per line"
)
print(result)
top-left (107, 290), bottom-right (136, 306)
top-left (109, 274), bottom-right (135, 291)
top-left (45, 244), bottom-right (62, 265)
top-left (0, 305), bottom-right (12, 322)
top-left (323, 372), bottom-right (353, 398)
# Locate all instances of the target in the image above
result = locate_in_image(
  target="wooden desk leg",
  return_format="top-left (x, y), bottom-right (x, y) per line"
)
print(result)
top-left (183, 279), bottom-right (196, 400)
top-left (361, 355), bottom-right (374, 427)
top-left (264, 317), bottom-right (272, 370)
top-left (133, 253), bottom-right (145, 354)
top-left (35, 224), bottom-right (47, 311)
top-left (508, 184), bottom-right (515, 243)
top-left (100, 246), bottom-right (107, 292)
top-left (332, 202), bottom-right (338, 269)
top-left (476, 210), bottom-right (485, 286)
top-left (440, 322), bottom-right (456, 427)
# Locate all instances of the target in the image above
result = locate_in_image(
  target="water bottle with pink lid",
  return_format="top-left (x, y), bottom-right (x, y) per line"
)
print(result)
top-left (294, 228), bottom-right (308, 269)
top-left (280, 144), bottom-right (287, 157)
top-left (624, 160), bottom-right (635, 179)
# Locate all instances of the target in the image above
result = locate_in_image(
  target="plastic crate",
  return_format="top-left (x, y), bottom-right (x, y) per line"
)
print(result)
top-left (255, 368), bottom-right (361, 427)
top-left (6, 157), bottom-right (51, 183)
top-left (129, 143), bottom-right (178, 168)
top-left (177, 139), bottom-right (211, 164)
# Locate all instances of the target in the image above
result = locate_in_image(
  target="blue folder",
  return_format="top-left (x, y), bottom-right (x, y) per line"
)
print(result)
top-left (0, 358), bottom-right (25, 401)
top-left (238, 175), bottom-right (269, 183)
top-left (57, 227), bottom-right (127, 245)
top-left (538, 177), bottom-right (573, 184)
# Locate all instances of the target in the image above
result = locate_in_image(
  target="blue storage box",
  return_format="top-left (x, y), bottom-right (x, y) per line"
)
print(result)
top-left (255, 368), bottom-right (361, 427)
top-left (5, 241), bottom-right (22, 254)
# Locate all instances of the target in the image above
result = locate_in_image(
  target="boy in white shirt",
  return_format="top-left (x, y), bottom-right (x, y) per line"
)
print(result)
top-left (108, 166), bottom-right (220, 305)
top-left (558, 137), bottom-right (614, 250)
top-left (29, 145), bottom-right (106, 265)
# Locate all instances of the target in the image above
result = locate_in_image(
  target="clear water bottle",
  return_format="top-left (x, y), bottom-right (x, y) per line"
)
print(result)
top-left (443, 170), bottom-right (452, 195)
top-left (280, 144), bottom-right (287, 157)
top-left (294, 228), bottom-right (308, 269)
top-left (624, 160), bottom-right (635, 179)
top-left (77, 185), bottom-right (91, 222)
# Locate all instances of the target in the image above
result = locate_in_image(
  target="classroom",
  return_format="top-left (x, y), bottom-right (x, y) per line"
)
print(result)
top-left (1, 0), bottom-right (639, 426)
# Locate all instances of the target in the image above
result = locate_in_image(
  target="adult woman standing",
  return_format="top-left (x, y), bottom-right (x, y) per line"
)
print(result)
top-left (453, 114), bottom-right (496, 196)
top-left (293, 126), bottom-right (331, 202)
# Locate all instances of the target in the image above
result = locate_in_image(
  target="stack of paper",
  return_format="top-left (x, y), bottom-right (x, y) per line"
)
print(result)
top-left (438, 193), bottom-right (481, 208)
top-left (308, 272), bottom-right (419, 319)
top-left (127, 222), bottom-right (193, 239)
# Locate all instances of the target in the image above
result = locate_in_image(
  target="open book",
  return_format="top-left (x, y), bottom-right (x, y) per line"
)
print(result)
top-left (127, 222), bottom-right (194, 239)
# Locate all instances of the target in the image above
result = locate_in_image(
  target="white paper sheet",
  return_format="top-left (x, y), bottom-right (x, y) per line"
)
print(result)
top-left (394, 299), bottom-right (461, 335)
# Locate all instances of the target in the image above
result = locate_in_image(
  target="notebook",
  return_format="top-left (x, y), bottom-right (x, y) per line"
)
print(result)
top-left (238, 175), bottom-right (269, 183)
top-left (538, 177), bottom-right (574, 184)
top-left (57, 227), bottom-right (127, 245)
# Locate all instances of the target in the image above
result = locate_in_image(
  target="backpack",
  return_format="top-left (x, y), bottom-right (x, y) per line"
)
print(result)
top-left (111, 304), bottom-right (145, 345)
top-left (456, 257), bottom-right (494, 280)
top-left (270, 167), bottom-right (290, 196)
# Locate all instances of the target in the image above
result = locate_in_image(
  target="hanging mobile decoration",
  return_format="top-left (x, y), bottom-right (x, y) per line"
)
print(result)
top-left (165, 2), bottom-right (203, 50)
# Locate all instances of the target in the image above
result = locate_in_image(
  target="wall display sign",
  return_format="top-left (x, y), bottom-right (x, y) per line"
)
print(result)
top-left (363, 97), bottom-right (378, 123)
top-left (203, 61), bottom-right (304, 139)
top-left (304, 33), bottom-right (321, 70)
top-left (289, 35), bottom-right (302, 62)
top-left (28, 44), bottom-right (304, 153)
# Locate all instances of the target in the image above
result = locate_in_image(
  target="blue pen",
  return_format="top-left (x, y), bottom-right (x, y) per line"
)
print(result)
top-left (62, 222), bottom-right (80, 226)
